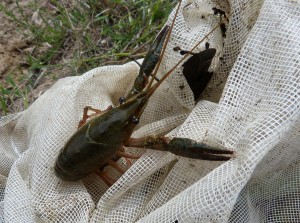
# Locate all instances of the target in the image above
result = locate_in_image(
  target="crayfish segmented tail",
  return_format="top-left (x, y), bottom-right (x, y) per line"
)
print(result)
top-left (55, 0), bottom-right (234, 186)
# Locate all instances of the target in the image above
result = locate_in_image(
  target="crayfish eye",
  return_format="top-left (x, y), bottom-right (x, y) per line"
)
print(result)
top-left (119, 97), bottom-right (126, 105)
top-left (132, 116), bottom-right (139, 124)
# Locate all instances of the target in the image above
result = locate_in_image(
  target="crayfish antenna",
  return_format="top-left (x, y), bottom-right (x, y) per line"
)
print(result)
top-left (145, 10), bottom-right (233, 101)
top-left (145, 23), bottom-right (228, 101)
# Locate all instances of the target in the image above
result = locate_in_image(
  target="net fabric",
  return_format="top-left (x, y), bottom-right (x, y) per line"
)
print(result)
top-left (1, 0), bottom-right (300, 222)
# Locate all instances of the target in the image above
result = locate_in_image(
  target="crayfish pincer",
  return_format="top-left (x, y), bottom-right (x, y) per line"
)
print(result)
top-left (55, 1), bottom-right (234, 186)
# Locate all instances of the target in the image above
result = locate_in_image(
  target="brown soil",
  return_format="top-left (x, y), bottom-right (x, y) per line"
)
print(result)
top-left (0, 0), bottom-right (74, 115)
top-left (0, 1), bottom-right (31, 85)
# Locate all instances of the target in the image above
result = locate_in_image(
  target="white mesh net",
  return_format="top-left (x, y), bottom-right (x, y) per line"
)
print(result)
top-left (1, 0), bottom-right (300, 222)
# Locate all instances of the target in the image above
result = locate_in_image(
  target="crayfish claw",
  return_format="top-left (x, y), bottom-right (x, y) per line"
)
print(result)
top-left (200, 151), bottom-right (235, 161)
top-left (166, 137), bottom-right (235, 161)
top-left (126, 25), bottom-right (170, 99)
top-left (199, 146), bottom-right (234, 155)
top-left (124, 136), bottom-right (235, 161)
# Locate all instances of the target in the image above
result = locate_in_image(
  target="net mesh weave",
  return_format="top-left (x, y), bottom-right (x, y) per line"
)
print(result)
top-left (1, 0), bottom-right (300, 222)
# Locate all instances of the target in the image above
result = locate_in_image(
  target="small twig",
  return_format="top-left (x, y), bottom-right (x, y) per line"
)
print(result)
top-left (114, 52), bottom-right (146, 58)
top-left (121, 28), bottom-right (144, 53)
top-left (61, 0), bottom-right (75, 31)
top-left (34, 69), bottom-right (48, 88)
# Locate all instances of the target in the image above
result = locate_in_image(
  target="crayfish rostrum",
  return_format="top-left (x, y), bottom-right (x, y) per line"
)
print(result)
top-left (55, 1), bottom-right (234, 186)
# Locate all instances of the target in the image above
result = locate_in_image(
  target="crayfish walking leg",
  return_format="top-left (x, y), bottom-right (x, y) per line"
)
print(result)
top-left (78, 105), bottom-right (112, 128)
top-left (94, 148), bottom-right (141, 186)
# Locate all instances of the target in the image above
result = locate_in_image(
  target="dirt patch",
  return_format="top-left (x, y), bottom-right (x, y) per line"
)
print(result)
top-left (1, 1), bottom-right (35, 114)
top-left (0, 1), bottom-right (30, 82)
top-left (0, 0), bottom-right (73, 115)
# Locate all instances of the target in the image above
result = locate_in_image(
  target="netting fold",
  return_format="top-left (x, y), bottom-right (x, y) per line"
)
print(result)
top-left (1, 0), bottom-right (300, 222)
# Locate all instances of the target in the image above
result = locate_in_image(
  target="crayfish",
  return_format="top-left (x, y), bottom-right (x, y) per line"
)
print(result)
top-left (55, 1), bottom-right (234, 186)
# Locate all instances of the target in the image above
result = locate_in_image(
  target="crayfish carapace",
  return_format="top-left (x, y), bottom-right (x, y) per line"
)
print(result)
top-left (55, 1), bottom-right (234, 186)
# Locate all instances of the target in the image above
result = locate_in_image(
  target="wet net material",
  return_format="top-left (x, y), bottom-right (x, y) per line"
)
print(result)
top-left (1, 0), bottom-right (300, 222)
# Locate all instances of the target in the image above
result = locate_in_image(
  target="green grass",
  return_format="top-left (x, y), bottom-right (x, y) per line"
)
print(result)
top-left (0, 0), bottom-right (176, 115)
top-left (0, 74), bottom-right (30, 115)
